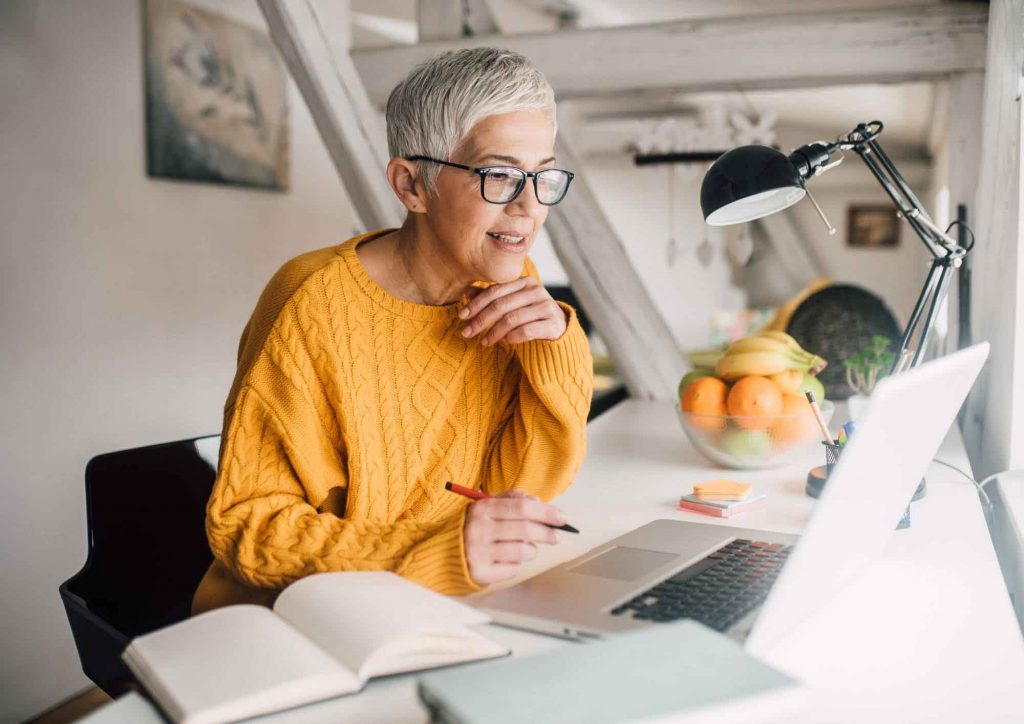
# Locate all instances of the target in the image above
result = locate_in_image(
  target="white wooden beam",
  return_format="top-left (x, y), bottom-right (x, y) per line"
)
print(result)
top-left (962, 0), bottom-right (1024, 478)
top-left (352, 12), bottom-right (418, 46)
top-left (417, 0), bottom-right (497, 41)
top-left (352, 4), bottom-right (988, 106)
top-left (557, 0), bottom-right (958, 27)
top-left (482, 0), bottom-right (559, 34)
top-left (754, 212), bottom-right (823, 290)
top-left (259, 0), bottom-right (403, 231)
top-left (546, 132), bottom-right (688, 399)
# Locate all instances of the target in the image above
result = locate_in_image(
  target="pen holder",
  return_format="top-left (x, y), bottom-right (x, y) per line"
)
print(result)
top-left (805, 441), bottom-right (842, 499)
top-left (823, 441), bottom-right (843, 476)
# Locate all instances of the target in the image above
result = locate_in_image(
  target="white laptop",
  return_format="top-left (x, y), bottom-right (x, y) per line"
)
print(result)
top-left (476, 343), bottom-right (990, 657)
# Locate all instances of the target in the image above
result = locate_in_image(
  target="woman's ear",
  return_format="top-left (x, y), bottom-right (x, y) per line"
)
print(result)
top-left (386, 157), bottom-right (428, 214)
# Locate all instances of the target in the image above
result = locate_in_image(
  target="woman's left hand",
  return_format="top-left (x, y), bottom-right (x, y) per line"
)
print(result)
top-left (459, 276), bottom-right (567, 347)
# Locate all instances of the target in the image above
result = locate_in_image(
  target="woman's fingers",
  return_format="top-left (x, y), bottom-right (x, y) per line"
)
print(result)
top-left (492, 541), bottom-right (538, 563)
top-left (492, 519), bottom-right (558, 545)
top-left (481, 301), bottom-right (561, 346)
top-left (460, 277), bottom-right (531, 323)
top-left (487, 496), bottom-right (566, 528)
top-left (460, 280), bottom-right (547, 339)
top-left (463, 490), bottom-right (564, 586)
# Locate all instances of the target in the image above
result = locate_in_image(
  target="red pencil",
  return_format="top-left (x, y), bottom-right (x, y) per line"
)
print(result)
top-left (444, 481), bottom-right (579, 533)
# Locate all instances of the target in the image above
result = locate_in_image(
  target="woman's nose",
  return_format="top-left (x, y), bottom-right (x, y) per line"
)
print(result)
top-left (506, 181), bottom-right (546, 217)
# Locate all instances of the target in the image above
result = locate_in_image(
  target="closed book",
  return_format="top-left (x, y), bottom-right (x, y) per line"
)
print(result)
top-left (418, 620), bottom-right (803, 724)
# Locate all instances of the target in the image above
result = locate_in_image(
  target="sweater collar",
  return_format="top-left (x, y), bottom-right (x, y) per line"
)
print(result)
top-left (339, 230), bottom-right (468, 323)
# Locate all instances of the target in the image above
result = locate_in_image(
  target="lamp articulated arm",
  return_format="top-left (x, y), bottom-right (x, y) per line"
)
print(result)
top-left (700, 120), bottom-right (975, 373)
top-left (787, 122), bottom-right (972, 372)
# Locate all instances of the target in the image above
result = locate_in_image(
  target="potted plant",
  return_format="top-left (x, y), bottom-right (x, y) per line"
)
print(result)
top-left (843, 336), bottom-right (895, 419)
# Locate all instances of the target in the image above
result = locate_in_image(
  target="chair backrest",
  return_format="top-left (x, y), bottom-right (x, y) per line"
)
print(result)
top-left (60, 435), bottom-right (219, 693)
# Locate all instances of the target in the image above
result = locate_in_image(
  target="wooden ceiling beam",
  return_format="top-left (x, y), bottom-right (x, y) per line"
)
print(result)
top-left (352, 4), bottom-right (988, 106)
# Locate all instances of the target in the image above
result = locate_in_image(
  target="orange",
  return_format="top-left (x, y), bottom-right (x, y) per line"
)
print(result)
top-left (768, 369), bottom-right (803, 395)
top-left (681, 377), bottom-right (728, 431)
top-left (771, 392), bottom-right (818, 443)
top-left (727, 375), bottom-right (783, 429)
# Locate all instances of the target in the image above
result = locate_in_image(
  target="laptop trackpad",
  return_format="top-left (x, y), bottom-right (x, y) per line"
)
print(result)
top-left (568, 546), bottom-right (677, 581)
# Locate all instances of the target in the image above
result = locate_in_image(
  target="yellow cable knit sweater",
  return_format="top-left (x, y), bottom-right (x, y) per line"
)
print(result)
top-left (192, 230), bottom-right (593, 613)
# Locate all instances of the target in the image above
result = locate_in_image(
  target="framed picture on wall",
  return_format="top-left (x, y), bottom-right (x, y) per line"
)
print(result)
top-left (143, 0), bottom-right (290, 191)
top-left (846, 205), bottom-right (900, 248)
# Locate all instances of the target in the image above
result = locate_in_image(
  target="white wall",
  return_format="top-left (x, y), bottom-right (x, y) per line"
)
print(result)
top-left (0, 1), bottom-right (353, 720)
top-left (581, 154), bottom-right (746, 351)
top-left (786, 176), bottom-right (935, 328)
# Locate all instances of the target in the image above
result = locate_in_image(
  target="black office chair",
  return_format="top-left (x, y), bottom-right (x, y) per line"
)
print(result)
top-left (59, 435), bottom-right (219, 696)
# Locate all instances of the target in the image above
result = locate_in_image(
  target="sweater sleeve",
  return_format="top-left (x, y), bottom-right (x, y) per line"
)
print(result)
top-left (481, 298), bottom-right (594, 502)
top-left (206, 297), bottom-right (479, 596)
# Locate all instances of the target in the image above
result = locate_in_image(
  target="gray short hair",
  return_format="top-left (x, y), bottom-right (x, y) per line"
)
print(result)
top-left (385, 47), bottom-right (556, 190)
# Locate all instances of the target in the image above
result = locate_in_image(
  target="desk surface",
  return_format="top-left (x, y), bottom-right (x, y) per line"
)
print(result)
top-left (93, 400), bottom-right (1024, 723)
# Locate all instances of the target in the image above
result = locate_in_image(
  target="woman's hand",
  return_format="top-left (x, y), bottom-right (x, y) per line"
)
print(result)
top-left (460, 276), bottom-right (567, 347)
top-left (464, 490), bottom-right (565, 586)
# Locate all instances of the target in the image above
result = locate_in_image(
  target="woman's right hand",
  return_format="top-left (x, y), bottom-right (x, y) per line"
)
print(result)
top-left (464, 490), bottom-right (565, 586)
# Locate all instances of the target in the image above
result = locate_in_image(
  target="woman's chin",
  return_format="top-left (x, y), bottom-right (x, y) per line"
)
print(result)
top-left (485, 262), bottom-right (527, 284)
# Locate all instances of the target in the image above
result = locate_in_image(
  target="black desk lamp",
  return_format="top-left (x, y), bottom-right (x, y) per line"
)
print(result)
top-left (700, 121), bottom-right (974, 374)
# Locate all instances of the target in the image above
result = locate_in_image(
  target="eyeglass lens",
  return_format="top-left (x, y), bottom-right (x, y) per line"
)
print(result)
top-left (482, 168), bottom-right (571, 205)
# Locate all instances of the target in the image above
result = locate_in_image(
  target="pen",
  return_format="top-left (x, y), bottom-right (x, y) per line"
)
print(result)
top-left (805, 391), bottom-right (836, 445)
top-left (444, 482), bottom-right (580, 534)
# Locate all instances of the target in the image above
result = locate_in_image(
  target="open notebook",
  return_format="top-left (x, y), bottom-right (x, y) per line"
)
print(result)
top-left (122, 572), bottom-right (508, 724)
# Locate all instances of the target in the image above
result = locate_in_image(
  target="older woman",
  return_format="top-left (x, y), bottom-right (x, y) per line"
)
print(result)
top-left (191, 48), bottom-right (593, 613)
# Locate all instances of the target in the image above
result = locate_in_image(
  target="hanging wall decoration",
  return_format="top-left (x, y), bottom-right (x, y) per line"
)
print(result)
top-left (634, 109), bottom-right (777, 268)
top-left (144, 0), bottom-right (290, 190)
top-left (633, 109), bottom-right (777, 166)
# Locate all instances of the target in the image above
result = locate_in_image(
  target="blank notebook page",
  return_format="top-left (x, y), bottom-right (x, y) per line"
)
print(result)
top-left (125, 605), bottom-right (359, 723)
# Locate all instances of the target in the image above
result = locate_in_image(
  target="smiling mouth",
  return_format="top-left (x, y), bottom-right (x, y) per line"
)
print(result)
top-left (486, 232), bottom-right (526, 245)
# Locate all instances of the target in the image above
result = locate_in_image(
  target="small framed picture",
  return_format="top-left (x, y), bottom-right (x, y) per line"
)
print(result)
top-left (847, 205), bottom-right (900, 248)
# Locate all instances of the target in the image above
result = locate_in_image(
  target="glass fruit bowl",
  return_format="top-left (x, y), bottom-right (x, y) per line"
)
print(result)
top-left (676, 400), bottom-right (835, 470)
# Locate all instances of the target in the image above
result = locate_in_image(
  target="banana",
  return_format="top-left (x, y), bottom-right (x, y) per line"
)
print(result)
top-left (758, 330), bottom-right (828, 373)
top-left (757, 330), bottom-right (805, 352)
top-left (715, 351), bottom-right (812, 380)
top-left (727, 335), bottom-right (813, 361)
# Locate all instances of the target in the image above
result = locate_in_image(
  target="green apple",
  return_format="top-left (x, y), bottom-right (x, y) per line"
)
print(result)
top-left (719, 428), bottom-right (771, 460)
top-left (677, 368), bottom-right (716, 400)
top-left (798, 373), bottom-right (826, 403)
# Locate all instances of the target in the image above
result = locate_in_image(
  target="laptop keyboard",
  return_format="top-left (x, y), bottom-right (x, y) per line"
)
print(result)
top-left (609, 538), bottom-right (793, 632)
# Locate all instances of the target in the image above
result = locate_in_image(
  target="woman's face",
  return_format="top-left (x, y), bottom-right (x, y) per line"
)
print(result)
top-left (423, 109), bottom-right (556, 284)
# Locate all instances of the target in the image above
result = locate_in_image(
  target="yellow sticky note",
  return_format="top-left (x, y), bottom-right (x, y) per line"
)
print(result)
top-left (693, 479), bottom-right (752, 501)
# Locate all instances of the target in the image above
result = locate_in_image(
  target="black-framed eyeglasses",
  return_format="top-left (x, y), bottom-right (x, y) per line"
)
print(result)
top-left (406, 155), bottom-right (575, 206)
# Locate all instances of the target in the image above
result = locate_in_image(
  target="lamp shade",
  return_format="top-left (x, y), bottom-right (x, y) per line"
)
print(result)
top-left (701, 145), bottom-right (806, 225)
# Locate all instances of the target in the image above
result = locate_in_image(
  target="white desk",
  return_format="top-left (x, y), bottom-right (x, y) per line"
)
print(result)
top-left (90, 400), bottom-right (1024, 723)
